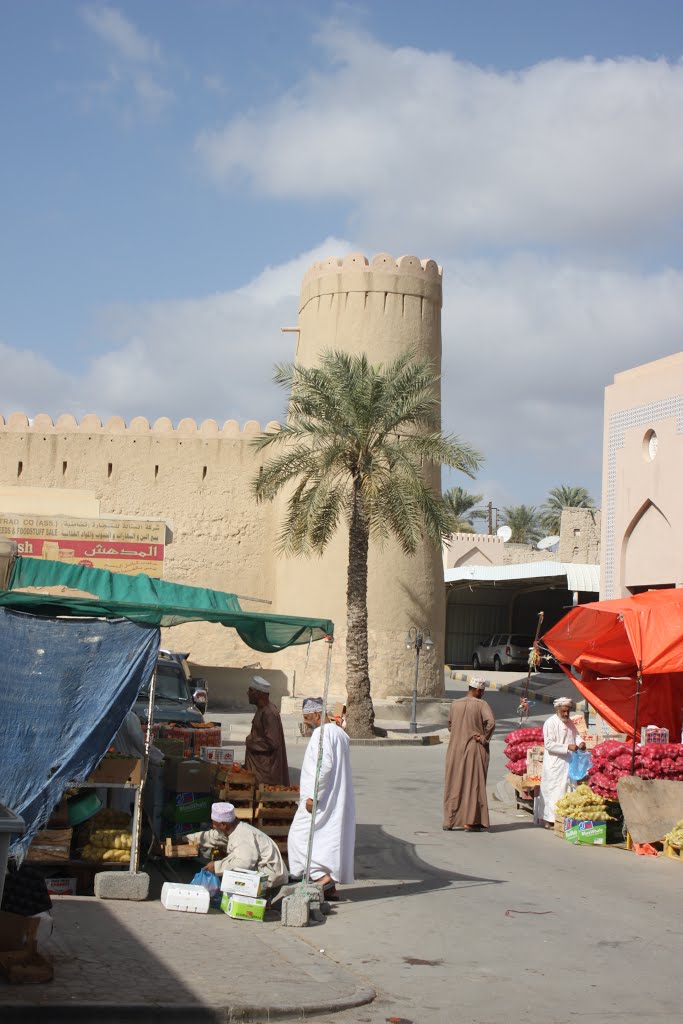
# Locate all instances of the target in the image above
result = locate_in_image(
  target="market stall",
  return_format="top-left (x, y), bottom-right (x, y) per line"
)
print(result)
top-left (0, 554), bottom-right (333, 899)
top-left (530, 590), bottom-right (683, 853)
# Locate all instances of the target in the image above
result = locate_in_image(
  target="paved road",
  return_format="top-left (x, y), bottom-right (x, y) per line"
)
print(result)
top-left (283, 698), bottom-right (682, 1024)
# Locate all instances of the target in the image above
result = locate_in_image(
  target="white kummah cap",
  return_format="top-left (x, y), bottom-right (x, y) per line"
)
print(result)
top-left (250, 675), bottom-right (271, 693)
top-left (211, 802), bottom-right (236, 823)
top-left (469, 677), bottom-right (487, 690)
top-left (302, 697), bottom-right (324, 714)
top-left (554, 697), bottom-right (573, 708)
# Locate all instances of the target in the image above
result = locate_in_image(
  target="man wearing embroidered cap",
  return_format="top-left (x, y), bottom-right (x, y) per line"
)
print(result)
top-left (181, 802), bottom-right (287, 888)
top-left (287, 697), bottom-right (355, 897)
top-left (534, 698), bottom-right (586, 829)
top-left (244, 675), bottom-right (289, 786)
top-left (443, 677), bottom-right (496, 832)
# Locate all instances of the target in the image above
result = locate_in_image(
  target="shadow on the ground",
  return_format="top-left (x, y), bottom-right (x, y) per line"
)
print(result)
top-left (341, 823), bottom-right (503, 904)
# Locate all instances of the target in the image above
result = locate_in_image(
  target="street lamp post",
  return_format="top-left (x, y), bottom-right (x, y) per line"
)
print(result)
top-left (405, 627), bottom-right (435, 734)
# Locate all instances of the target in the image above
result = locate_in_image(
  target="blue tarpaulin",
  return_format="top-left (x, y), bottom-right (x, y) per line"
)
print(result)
top-left (0, 607), bottom-right (159, 857)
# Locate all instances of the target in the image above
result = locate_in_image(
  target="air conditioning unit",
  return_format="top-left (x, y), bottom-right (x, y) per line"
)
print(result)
top-left (0, 539), bottom-right (18, 589)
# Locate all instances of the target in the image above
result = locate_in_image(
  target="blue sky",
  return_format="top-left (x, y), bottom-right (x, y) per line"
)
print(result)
top-left (2, 1), bottom-right (683, 514)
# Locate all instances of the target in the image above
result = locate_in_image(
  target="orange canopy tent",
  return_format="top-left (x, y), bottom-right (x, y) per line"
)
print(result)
top-left (543, 589), bottom-right (683, 741)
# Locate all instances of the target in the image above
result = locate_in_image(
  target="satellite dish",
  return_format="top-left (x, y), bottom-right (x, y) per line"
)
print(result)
top-left (537, 535), bottom-right (560, 550)
top-left (497, 526), bottom-right (512, 542)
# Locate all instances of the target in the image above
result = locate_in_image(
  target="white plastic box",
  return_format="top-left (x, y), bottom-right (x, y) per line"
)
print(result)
top-left (220, 869), bottom-right (269, 897)
top-left (160, 882), bottom-right (210, 914)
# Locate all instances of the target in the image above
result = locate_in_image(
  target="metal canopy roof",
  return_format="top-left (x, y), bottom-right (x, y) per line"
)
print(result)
top-left (444, 560), bottom-right (600, 593)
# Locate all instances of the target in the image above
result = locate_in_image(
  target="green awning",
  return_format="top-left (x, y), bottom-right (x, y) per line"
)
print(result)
top-left (1, 557), bottom-right (333, 654)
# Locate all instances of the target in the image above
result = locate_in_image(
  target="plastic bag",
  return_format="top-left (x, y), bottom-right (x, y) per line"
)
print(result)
top-left (190, 868), bottom-right (222, 908)
top-left (568, 748), bottom-right (592, 783)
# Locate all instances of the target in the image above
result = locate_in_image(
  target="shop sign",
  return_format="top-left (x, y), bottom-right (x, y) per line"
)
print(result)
top-left (0, 513), bottom-right (166, 577)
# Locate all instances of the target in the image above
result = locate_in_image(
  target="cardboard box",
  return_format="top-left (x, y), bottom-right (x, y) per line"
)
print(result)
top-left (155, 738), bottom-right (185, 758)
top-left (47, 798), bottom-right (70, 828)
top-left (200, 746), bottom-right (234, 765)
top-left (161, 820), bottom-right (210, 839)
top-left (640, 726), bottom-right (669, 744)
top-left (25, 828), bottom-right (73, 863)
top-left (220, 869), bottom-right (269, 897)
top-left (163, 757), bottom-right (214, 793)
top-left (163, 794), bottom-right (212, 824)
top-left (44, 876), bottom-right (78, 896)
top-left (563, 819), bottom-right (607, 845)
top-left (0, 948), bottom-right (54, 984)
top-left (0, 911), bottom-right (40, 953)
top-left (220, 893), bottom-right (266, 921)
top-left (87, 756), bottom-right (142, 786)
top-left (570, 713), bottom-right (588, 738)
top-left (160, 882), bottom-right (210, 914)
top-left (525, 745), bottom-right (544, 781)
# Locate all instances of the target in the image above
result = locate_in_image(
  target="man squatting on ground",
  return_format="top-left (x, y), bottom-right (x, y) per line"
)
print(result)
top-left (443, 677), bottom-right (496, 832)
top-left (535, 697), bottom-right (586, 828)
top-left (287, 697), bottom-right (356, 899)
top-left (244, 674), bottom-right (290, 786)
top-left (181, 802), bottom-right (288, 889)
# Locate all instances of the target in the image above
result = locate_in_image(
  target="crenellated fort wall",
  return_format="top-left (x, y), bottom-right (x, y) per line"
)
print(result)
top-left (0, 253), bottom-right (446, 706)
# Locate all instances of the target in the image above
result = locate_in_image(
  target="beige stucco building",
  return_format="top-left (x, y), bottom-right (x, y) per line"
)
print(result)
top-left (0, 253), bottom-right (446, 707)
top-left (601, 351), bottom-right (683, 599)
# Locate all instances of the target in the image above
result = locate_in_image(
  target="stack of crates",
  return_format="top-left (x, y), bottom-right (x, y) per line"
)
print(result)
top-left (213, 766), bottom-right (257, 823)
top-left (161, 758), bottom-right (215, 842)
top-left (255, 786), bottom-right (300, 863)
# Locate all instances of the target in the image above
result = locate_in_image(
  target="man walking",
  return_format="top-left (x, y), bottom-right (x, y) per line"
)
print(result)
top-left (443, 677), bottom-right (495, 832)
top-left (535, 697), bottom-right (585, 828)
top-left (244, 676), bottom-right (290, 786)
top-left (287, 697), bottom-right (355, 897)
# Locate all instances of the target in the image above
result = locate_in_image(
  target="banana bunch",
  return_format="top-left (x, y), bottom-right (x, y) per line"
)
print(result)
top-left (83, 809), bottom-right (130, 836)
top-left (81, 844), bottom-right (130, 863)
top-left (555, 784), bottom-right (613, 821)
top-left (89, 829), bottom-right (132, 850)
top-left (664, 819), bottom-right (683, 849)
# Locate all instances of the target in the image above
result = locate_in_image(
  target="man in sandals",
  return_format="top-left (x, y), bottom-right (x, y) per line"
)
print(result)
top-left (287, 697), bottom-right (355, 898)
top-left (443, 677), bottom-right (495, 832)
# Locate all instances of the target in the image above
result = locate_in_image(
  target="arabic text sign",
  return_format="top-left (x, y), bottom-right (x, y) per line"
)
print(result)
top-left (0, 514), bottom-right (166, 577)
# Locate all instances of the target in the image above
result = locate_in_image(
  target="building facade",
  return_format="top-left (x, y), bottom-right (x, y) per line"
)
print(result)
top-left (601, 352), bottom-right (683, 599)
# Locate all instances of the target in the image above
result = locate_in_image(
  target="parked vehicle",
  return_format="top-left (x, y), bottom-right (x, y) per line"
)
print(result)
top-left (134, 650), bottom-right (208, 725)
top-left (471, 633), bottom-right (534, 671)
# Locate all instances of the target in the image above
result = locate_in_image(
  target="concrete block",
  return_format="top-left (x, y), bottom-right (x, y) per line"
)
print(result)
top-left (280, 893), bottom-right (310, 927)
top-left (94, 871), bottom-right (150, 901)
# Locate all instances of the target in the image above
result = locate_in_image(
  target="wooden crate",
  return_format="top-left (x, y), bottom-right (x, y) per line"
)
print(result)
top-left (216, 766), bottom-right (257, 786)
top-left (256, 786), bottom-right (300, 803)
top-left (234, 807), bottom-right (254, 822)
top-left (257, 823), bottom-right (290, 838)
top-left (663, 841), bottom-right (682, 862)
top-left (164, 839), bottom-right (200, 858)
top-left (255, 803), bottom-right (296, 820)
top-left (554, 815), bottom-right (565, 838)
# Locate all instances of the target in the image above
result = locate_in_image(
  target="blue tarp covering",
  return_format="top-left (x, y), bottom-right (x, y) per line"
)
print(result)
top-left (0, 607), bottom-right (160, 858)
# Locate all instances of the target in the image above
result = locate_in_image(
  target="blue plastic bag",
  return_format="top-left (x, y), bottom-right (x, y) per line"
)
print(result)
top-left (568, 748), bottom-right (592, 783)
top-left (191, 868), bottom-right (222, 908)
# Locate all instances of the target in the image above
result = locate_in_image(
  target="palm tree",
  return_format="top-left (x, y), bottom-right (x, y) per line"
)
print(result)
top-left (442, 486), bottom-right (487, 533)
top-left (500, 505), bottom-right (543, 545)
top-left (252, 348), bottom-right (483, 738)
top-left (540, 485), bottom-right (596, 535)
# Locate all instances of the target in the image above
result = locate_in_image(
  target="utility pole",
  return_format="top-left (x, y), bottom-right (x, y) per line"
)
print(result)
top-left (488, 501), bottom-right (493, 536)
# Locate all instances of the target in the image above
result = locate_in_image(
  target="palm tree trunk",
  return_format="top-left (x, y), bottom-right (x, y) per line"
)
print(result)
top-left (344, 478), bottom-right (375, 738)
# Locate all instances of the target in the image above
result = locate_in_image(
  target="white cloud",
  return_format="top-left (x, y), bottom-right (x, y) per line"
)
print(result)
top-left (439, 256), bottom-right (683, 502)
top-left (81, 4), bottom-right (161, 63)
top-left (195, 25), bottom-right (683, 251)
top-left (2, 241), bottom-right (680, 510)
top-left (80, 4), bottom-right (171, 115)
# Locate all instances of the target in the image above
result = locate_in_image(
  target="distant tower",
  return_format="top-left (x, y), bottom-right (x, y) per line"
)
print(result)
top-left (275, 253), bottom-right (445, 700)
